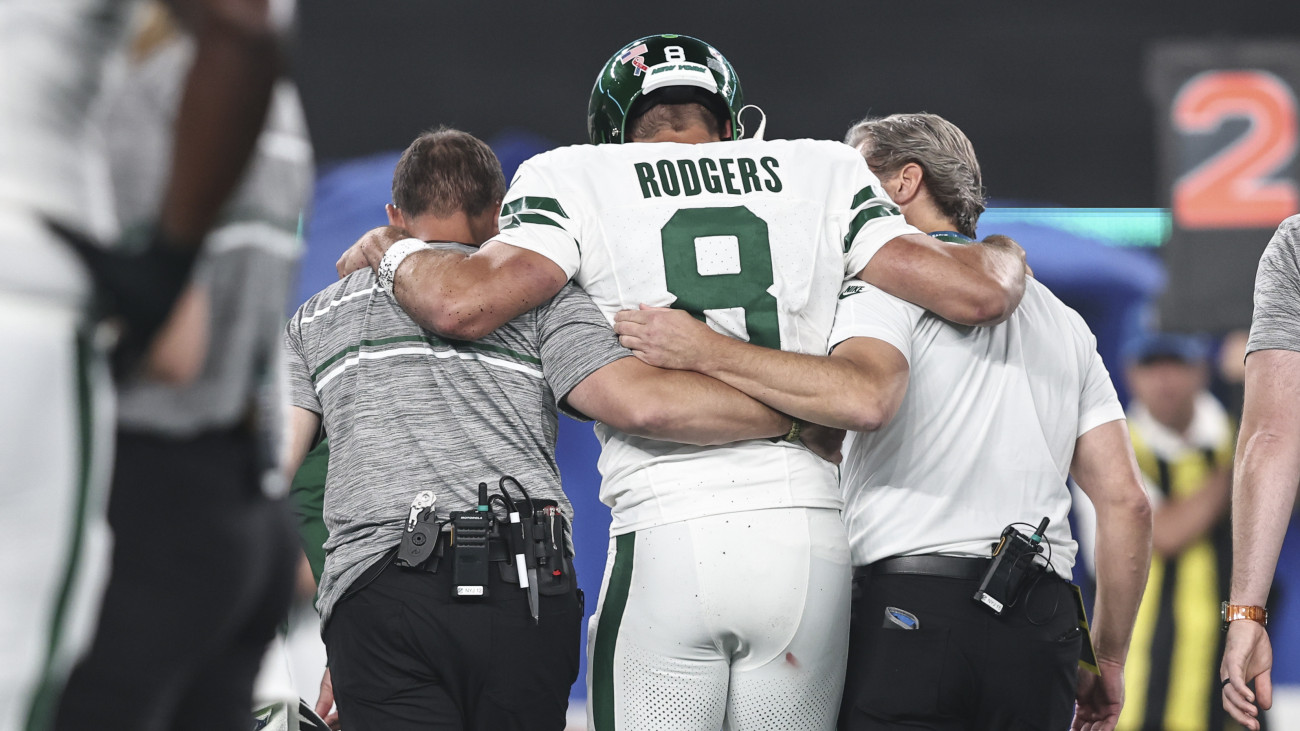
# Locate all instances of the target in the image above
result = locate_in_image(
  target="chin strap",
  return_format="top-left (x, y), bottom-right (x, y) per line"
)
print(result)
top-left (737, 104), bottom-right (768, 140)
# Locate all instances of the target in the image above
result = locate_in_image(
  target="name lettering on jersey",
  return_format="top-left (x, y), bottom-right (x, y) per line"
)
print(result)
top-left (635, 157), bottom-right (783, 199)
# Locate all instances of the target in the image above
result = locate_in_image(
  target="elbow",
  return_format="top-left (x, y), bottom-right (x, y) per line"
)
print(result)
top-left (843, 391), bottom-right (900, 433)
top-left (847, 405), bottom-right (887, 433)
top-left (432, 313), bottom-right (494, 342)
top-left (1094, 481), bottom-right (1153, 534)
top-left (621, 401), bottom-right (676, 440)
top-left (417, 300), bottom-right (494, 341)
top-left (1121, 489), bottom-right (1155, 539)
top-left (606, 400), bottom-right (681, 442)
top-left (962, 285), bottom-right (1016, 326)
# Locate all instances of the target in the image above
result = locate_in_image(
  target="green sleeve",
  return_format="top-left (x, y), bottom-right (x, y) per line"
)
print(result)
top-left (288, 437), bottom-right (330, 584)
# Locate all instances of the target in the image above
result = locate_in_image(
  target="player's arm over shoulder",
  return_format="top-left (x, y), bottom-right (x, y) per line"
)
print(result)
top-left (390, 154), bottom-right (581, 341)
top-left (820, 142), bottom-right (1027, 326)
top-left (859, 231), bottom-right (1027, 327)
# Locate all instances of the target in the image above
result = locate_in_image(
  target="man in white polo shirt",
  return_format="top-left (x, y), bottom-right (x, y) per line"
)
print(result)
top-left (614, 113), bottom-right (1153, 731)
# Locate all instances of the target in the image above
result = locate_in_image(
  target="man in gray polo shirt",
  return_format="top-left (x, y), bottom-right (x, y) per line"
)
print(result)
top-left (284, 128), bottom-right (797, 730)
top-left (1221, 214), bottom-right (1300, 731)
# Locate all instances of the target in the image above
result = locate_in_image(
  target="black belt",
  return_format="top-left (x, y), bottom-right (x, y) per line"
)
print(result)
top-left (855, 554), bottom-right (991, 582)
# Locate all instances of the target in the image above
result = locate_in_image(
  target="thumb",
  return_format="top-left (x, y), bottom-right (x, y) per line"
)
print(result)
top-left (1256, 670), bottom-right (1274, 710)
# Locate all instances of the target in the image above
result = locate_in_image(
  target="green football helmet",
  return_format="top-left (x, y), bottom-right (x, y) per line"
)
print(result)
top-left (588, 34), bottom-right (744, 144)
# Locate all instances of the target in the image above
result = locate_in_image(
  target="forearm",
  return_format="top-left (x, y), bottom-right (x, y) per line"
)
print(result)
top-left (1231, 431), bottom-right (1300, 605)
top-left (626, 369), bottom-right (791, 446)
top-left (566, 357), bottom-right (790, 446)
top-left (387, 247), bottom-right (480, 334)
top-left (159, 0), bottom-right (278, 249)
top-left (1071, 420), bottom-right (1153, 663)
top-left (694, 336), bottom-right (896, 432)
top-left (1231, 349), bottom-right (1300, 606)
top-left (378, 241), bottom-right (566, 341)
top-left (949, 236), bottom-right (1027, 325)
top-left (861, 233), bottom-right (1026, 326)
top-left (1091, 503), bottom-right (1153, 662)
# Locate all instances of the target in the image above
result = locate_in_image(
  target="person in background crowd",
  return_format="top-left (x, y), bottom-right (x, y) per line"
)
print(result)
top-left (1109, 332), bottom-right (1246, 731)
top-left (51, 3), bottom-right (309, 729)
top-left (0, 0), bottom-right (283, 727)
top-left (1222, 214), bottom-right (1300, 731)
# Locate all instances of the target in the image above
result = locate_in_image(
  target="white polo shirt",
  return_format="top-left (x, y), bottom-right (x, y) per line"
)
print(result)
top-left (830, 277), bottom-right (1125, 576)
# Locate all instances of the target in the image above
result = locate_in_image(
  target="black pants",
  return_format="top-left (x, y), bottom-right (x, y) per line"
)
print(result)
top-left (839, 569), bottom-right (1082, 731)
top-left (325, 558), bottom-right (583, 731)
top-left (54, 430), bottom-right (297, 731)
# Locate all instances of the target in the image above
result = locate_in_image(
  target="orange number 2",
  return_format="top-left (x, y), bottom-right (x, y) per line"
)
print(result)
top-left (1172, 70), bottom-right (1298, 230)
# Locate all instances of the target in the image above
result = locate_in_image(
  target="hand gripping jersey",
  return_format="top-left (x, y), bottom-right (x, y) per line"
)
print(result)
top-left (493, 138), bottom-right (922, 534)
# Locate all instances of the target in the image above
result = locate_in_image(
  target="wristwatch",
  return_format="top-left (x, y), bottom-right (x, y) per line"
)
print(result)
top-left (1221, 601), bottom-right (1267, 630)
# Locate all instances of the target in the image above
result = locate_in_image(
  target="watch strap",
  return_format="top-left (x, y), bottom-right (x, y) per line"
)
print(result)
top-left (1222, 601), bottom-right (1268, 628)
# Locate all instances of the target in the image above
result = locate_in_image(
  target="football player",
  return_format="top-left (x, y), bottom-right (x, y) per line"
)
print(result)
top-left (336, 34), bottom-right (1028, 730)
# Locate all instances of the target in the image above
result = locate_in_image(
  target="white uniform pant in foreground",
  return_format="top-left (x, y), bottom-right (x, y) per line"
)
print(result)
top-left (587, 507), bottom-right (851, 731)
top-left (0, 289), bottom-right (113, 731)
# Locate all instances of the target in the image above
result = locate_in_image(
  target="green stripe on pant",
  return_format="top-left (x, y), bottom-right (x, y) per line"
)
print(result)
top-left (25, 330), bottom-right (95, 731)
top-left (592, 532), bottom-right (636, 731)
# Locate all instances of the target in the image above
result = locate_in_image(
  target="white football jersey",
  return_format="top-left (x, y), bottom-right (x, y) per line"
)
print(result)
top-left (493, 138), bottom-right (923, 534)
top-left (0, 0), bottom-right (134, 302)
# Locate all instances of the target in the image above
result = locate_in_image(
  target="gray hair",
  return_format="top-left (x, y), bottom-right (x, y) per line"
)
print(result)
top-left (845, 113), bottom-right (985, 238)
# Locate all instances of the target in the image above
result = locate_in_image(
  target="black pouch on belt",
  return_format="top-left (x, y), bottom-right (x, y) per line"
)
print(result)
top-left (492, 500), bottom-right (574, 594)
top-left (532, 504), bottom-right (575, 596)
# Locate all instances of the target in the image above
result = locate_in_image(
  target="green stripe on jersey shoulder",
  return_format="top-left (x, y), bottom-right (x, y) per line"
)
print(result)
top-left (502, 196), bottom-right (569, 219)
top-left (849, 185), bottom-right (901, 216)
top-left (850, 185), bottom-right (881, 211)
top-left (843, 204), bottom-right (901, 251)
top-left (312, 334), bottom-right (542, 380)
top-left (502, 212), bottom-right (569, 232)
top-left (592, 532), bottom-right (636, 730)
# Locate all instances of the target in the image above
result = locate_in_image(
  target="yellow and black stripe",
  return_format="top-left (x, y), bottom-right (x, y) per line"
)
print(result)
top-left (1118, 425), bottom-right (1246, 731)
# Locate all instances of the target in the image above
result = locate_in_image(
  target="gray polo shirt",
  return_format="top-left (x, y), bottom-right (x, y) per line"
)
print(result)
top-left (284, 255), bottom-right (629, 623)
top-left (1248, 215), bottom-right (1300, 355)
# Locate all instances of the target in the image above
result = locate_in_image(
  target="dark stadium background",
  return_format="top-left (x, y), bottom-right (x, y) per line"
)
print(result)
top-left (296, 1), bottom-right (1297, 207)
top-left (288, 0), bottom-right (1300, 713)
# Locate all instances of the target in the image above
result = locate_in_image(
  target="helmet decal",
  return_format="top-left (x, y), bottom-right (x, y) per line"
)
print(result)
top-left (588, 34), bottom-right (745, 145)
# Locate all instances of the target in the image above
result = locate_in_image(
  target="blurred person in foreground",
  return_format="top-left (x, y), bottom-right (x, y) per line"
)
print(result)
top-left (338, 35), bottom-right (1029, 731)
top-left (0, 0), bottom-right (284, 728)
top-left (1221, 214), bottom-right (1300, 731)
top-left (614, 112), bottom-right (1153, 731)
top-left (50, 3), bottom-right (310, 730)
top-left (1109, 333), bottom-right (1244, 730)
top-left (284, 128), bottom-right (801, 730)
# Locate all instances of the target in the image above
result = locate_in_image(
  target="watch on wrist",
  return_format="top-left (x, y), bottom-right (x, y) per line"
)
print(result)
top-left (782, 418), bottom-right (803, 443)
top-left (1221, 601), bottom-right (1267, 631)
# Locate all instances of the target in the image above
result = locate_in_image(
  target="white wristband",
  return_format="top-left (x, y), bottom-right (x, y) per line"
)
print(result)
top-left (377, 238), bottom-right (433, 296)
